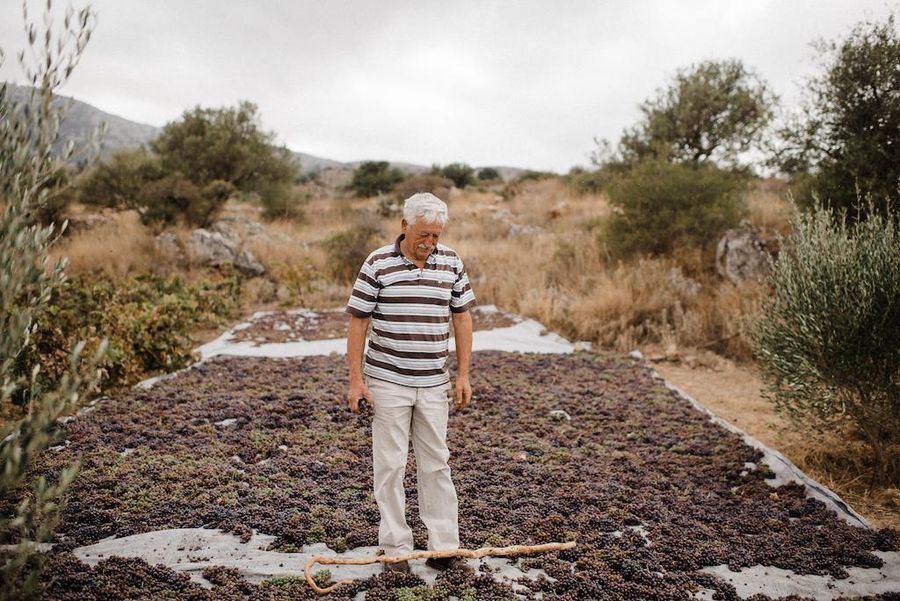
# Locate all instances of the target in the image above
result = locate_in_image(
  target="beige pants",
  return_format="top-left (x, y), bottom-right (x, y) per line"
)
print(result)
top-left (366, 376), bottom-right (460, 556)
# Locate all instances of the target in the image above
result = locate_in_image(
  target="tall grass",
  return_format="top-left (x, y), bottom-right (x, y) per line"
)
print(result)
top-left (53, 178), bottom-right (789, 359)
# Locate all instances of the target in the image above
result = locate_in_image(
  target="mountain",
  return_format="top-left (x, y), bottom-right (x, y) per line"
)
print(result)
top-left (7, 84), bottom-right (158, 161)
top-left (5, 84), bottom-right (527, 179)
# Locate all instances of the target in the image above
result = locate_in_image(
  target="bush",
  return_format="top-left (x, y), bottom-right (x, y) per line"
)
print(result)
top-left (749, 204), bottom-right (900, 484)
top-left (23, 272), bottom-right (241, 393)
top-left (477, 167), bottom-right (500, 181)
top-left (439, 163), bottom-right (475, 188)
top-left (260, 182), bottom-right (306, 221)
top-left (604, 158), bottom-right (747, 257)
top-left (349, 161), bottom-right (404, 198)
top-left (75, 147), bottom-right (164, 209)
top-left (323, 221), bottom-right (383, 283)
top-left (151, 101), bottom-right (298, 203)
top-left (137, 174), bottom-right (233, 227)
top-left (775, 13), bottom-right (900, 221)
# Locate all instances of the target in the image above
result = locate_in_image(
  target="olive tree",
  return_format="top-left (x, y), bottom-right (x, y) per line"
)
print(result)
top-left (0, 3), bottom-right (105, 598)
top-left (749, 204), bottom-right (900, 484)
top-left (774, 14), bottom-right (900, 221)
top-left (614, 59), bottom-right (775, 170)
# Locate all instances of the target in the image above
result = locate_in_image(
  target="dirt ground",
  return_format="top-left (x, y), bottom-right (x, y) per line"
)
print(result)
top-left (651, 351), bottom-right (900, 531)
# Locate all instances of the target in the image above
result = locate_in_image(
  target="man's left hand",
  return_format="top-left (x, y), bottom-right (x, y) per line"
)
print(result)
top-left (454, 375), bottom-right (472, 411)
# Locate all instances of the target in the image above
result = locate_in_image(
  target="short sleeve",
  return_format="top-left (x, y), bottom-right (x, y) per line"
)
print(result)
top-left (346, 257), bottom-right (379, 317)
top-left (449, 257), bottom-right (477, 313)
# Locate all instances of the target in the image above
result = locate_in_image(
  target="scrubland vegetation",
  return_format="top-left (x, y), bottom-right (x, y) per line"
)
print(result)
top-left (2, 2), bottom-right (898, 597)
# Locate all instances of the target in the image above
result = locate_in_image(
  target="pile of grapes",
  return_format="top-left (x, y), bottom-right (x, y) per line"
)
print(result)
top-left (229, 310), bottom-right (351, 344)
top-left (229, 307), bottom-right (520, 346)
top-left (8, 351), bottom-right (898, 600)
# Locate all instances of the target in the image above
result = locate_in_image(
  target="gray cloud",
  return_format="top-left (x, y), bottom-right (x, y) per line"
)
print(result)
top-left (1, 0), bottom-right (896, 171)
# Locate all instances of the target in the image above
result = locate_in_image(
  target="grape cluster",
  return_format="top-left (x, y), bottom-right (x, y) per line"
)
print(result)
top-left (10, 350), bottom-right (896, 600)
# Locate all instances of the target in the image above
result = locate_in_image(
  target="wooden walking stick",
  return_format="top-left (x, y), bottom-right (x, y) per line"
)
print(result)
top-left (304, 541), bottom-right (577, 594)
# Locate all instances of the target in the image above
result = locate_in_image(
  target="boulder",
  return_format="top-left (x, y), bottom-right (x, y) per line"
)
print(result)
top-left (188, 229), bottom-right (238, 266)
top-left (234, 248), bottom-right (266, 277)
top-left (154, 233), bottom-right (185, 264)
top-left (716, 227), bottom-right (772, 286)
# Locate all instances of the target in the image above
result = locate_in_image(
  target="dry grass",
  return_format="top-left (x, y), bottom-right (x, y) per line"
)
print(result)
top-left (51, 178), bottom-right (782, 358)
top-left (443, 179), bottom-right (765, 360)
top-left (746, 177), bottom-right (792, 233)
top-left (51, 209), bottom-right (159, 277)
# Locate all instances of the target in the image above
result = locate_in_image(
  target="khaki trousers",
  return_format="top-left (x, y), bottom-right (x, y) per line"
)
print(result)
top-left (366, 376), bottom-right (460, 556)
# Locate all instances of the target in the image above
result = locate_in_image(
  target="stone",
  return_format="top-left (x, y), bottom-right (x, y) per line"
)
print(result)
top-left (508, 223), bottom-right (545, 237)
top-left (155, 233), bottom-right (184, 263)
top-left (716, 227), bottom-right (772, 286)
top-left (209, 221), bottom-right (241, 243)
top-left (188, 229), bottom-right (237, 266)
top-left (548, 410), bottom-right (571, 421)
top-left (234, 248), bottom-right (266, 278)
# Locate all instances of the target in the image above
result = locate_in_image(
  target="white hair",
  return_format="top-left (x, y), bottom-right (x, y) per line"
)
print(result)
top-left (403, 192), bottom-right (448, 227)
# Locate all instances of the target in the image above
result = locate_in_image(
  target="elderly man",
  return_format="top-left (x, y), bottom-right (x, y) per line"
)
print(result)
top-left (345, 192), bottom-right (476, 573)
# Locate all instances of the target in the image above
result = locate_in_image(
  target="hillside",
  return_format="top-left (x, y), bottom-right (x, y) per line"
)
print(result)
top-left (5, 84), bottom-right (526, 178)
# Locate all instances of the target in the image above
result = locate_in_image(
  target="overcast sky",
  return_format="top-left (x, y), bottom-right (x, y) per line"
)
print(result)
top-left (1, 1), bottom-right (896, 172)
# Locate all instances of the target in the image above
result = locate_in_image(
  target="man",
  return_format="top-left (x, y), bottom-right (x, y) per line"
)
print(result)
top-left (345, 192), bottom-right (476, 574)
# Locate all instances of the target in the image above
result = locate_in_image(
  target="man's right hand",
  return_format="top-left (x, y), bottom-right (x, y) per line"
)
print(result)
top-left (347, 379), bottom-right (372, 414)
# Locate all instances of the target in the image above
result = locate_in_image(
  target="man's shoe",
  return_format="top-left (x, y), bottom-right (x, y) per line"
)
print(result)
top-left (383, 559), bottom-right (411, 574)
top-left (425, 557), bottom-right (470, 572)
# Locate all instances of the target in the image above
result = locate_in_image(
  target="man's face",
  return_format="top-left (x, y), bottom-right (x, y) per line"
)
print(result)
top-left (402, 218), bottom-right (444, 261)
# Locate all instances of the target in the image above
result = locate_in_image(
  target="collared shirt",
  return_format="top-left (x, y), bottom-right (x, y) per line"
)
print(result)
top-left (346, 234), bottom-right (477, 387)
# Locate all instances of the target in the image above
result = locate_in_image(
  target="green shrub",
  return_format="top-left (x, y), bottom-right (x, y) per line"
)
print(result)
top-left (151, 101), bottom-right (298, 205)
top-left (75, 147), bottom-right (164, 209)
top-left (260, 182), bottom-right (307, 221)
top-left (515, 169), bottom-right (556, 183)
top-left (350, 161), bottom-right (404, 198)
top-left (22, 272), bottom-right (241, 394)
top-left (749, 204), bottom-right (900, 484)
top-left (137, 174), bottom-right (233, 227)
top-left (323, 221), bottom-right (383, 283)
top-left (438, 162), bottom-right (475, 188)
top-left (604, 158), bottom-right (747, 257)
top-left (477, 166), bottom-right (500, 181)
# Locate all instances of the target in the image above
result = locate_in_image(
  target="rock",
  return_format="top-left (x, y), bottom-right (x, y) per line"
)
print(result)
top-left (508, 223), bottom-right (545, 237)
top-left (628, 350), bottom-right (644, 360)
top-left (155, 233), bottom-right (184, 263)
top-left (234, 248), bottom-right (266, 277)
top-left (188, 229), bottom-right (238, 266)
top-left (716, 227), bottom-right (772, 286)
top-left (209, 221), bottom-right (241, 243)
top-left (548, 410), bottom-right (571, 422)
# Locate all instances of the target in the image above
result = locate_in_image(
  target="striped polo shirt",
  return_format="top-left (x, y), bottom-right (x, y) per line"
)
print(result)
top-left (346, 234), bottom-right (477, 387)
